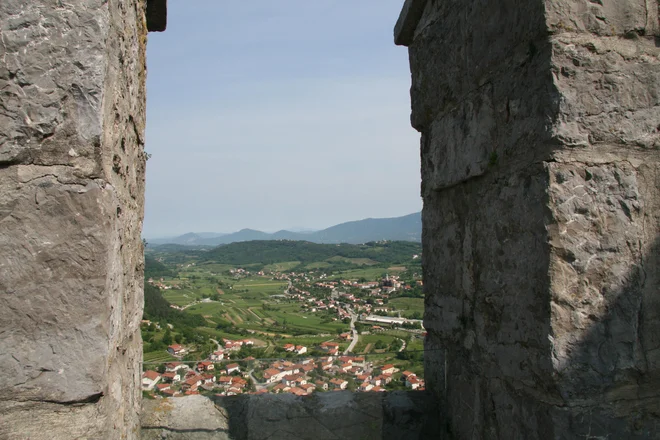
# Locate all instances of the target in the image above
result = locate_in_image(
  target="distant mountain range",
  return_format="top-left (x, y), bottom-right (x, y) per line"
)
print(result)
top-left (148, 212), bottom-right (421, 246)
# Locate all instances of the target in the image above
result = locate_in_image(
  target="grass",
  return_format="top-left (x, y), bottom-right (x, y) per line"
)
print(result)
top-left (276, 335), bottom-right (335, 347)
top-left (233, 277), bottom-right (288, 294)
top-left (161, 289), bottom-right (198, 306)
top-left (186, 302), bottom-right (226, 316)
top-left (326, 256), bottom-right (378, 266)
top-left (263, 261), bottom-right (301, 272)
top-left (143, 351), bottom-right (177, 363)
top-left (388, 297), bottom-right (424, 314)
top-left (332, 267), bottom-right (387, 280)
top-left (387, 266), bottom-right (407, 272)
top-left (305, 261), bottom-right (331, 269)
top-left (353, 334), bottom-right (398, 354)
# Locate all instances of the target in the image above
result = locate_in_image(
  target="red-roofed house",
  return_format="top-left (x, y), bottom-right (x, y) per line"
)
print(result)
top-left (272, 383), bottom-right (289, 394)
top-left (182, 376), bottom-right (202, 392)
top-left (161, 372), bottom-right (180, 383)
top-left (401, 371), bottom-right (416, 380)
top-left (165, 362), bottom-right (184, 372)
top-left (320, 342), bottom-right (339, 351)
top-left (263, 368), bottom-right (282, 383)
top-left (329, 378), bottom-right (348, 390)
top-left (167, 344), bottom-right (186, 356)
top-left (197, 361), bottom-right (214, 372)
top-left (406, 376), bottom-right (422, 390)
top-left (300, 383), bottom-right (315, 394)
top-left (218, 376), bottom-right (232, 386)
top-left (288, 387), bottom-right (307, 396)
top-left (162, 388), bottom-right (177, 397)
top-left (359, 382), bottom-right (373, 392)
top-left (142, 370), bottom-right (161, 390)
top-left (201, 373), bottom-right (215, 384)
top-left (210, 350), bottom-right (225, 361)
top-left (381, 364), bottom-right (397, 375)
top-left (283, 343), bottom-right (295, 352)
top-left (226, 363), bottom-right (240, 374)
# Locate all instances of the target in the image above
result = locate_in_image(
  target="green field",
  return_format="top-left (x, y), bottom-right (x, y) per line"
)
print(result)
top-left (263, 261), bottom-right (301, 272)
top-left (233, 277), bottom-right (288, 294)
top-left (332, 267), bottom-right (388, 280)
top-left (305, 261), bottom-right (331, 269)
top-left (327, 256), bottom-right (378, 266)
top-left (388, 297), bottom-right (424, 314)
top-left (143, 351), bottom-right (177, 364)
top-left (353, 333), bottom-right (398, 354)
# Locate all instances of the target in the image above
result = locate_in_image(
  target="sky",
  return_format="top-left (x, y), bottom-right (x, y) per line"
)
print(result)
top-left (144, 1), bottom-right (421, 238)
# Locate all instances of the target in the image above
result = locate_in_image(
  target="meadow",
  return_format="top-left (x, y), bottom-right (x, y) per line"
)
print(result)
top-left (388, 297), bottom-right (424, 315)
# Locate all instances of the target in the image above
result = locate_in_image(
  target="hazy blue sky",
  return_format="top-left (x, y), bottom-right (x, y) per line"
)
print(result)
top-left (144, 1), bottom-right (420, 237)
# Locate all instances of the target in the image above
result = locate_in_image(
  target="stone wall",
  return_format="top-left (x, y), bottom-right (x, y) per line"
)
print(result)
top-left (0, 1), bottom-right (161, 438)
top-left (396, 0), bottom-right (660, 438)
top-left (141, 391), bottom-right (440, 440)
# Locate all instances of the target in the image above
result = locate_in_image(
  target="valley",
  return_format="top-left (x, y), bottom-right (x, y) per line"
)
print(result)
top-left (141, 240), bottom-right (426, 397)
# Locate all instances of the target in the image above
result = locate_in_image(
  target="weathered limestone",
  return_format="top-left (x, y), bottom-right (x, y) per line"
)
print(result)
top-left (0, 1), bottom-right (163, 437)
top-left (141, 391), bottom-right (440, 440)
top-left (397, 0), bottom-right (660, 438)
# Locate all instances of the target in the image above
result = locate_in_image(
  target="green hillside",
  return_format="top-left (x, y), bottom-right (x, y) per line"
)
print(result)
top-left (201, 240), bottom-right (421, 268)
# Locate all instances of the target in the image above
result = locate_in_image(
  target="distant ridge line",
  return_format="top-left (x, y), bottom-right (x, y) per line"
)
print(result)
top-left (148, 212), bottom-right (421, 246)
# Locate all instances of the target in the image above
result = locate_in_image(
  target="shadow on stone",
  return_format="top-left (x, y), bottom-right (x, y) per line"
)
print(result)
top-left (214, 390), bottom-right (443, 440)
top-left (548, 236), bottom-right (660, 438)
top-left (142, 391), bottom-right (443, 440)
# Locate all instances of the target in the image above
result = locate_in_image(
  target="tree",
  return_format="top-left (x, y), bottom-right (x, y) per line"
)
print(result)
top-left (162, 328), bottom-right (173, 345)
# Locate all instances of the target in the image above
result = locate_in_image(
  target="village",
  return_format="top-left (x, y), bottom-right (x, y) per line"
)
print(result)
top-left (149, 266), bottom-right (425, 327)
top-left (142, 336), bottom-right (425, 398)
top-left (143, 250), bottom-right (426, 399)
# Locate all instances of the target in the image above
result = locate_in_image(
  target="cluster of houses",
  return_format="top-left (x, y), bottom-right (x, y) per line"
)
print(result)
top-left (142, 360), bottom-right (246, 397)
top-left (281, 273), bottom-right (424, 327)
top-left (143, 265), bottom-right (425, 399)
top-left (166, 338), bottom-right (255, 361)
top-left (144, 338), bottom-right (425, 398)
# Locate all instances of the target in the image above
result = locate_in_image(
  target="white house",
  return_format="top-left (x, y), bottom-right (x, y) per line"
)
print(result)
top-left (210, 350), bottom-right (225, 361)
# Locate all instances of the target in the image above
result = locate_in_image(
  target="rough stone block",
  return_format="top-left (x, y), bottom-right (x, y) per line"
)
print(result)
top-left (0, 0), bottom-right (149, 438)
top-left (398, 0), bottom-right (660, 437)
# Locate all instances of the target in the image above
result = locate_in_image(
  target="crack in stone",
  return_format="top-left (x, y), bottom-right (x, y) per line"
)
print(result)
top-left (141, 425), bottom-right (229, 434)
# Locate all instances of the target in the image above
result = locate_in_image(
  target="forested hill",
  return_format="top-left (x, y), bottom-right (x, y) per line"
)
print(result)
top-left (144, 255), bottom-right (177, 279)
top-left (200, 240), bottom-right (421, 267)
